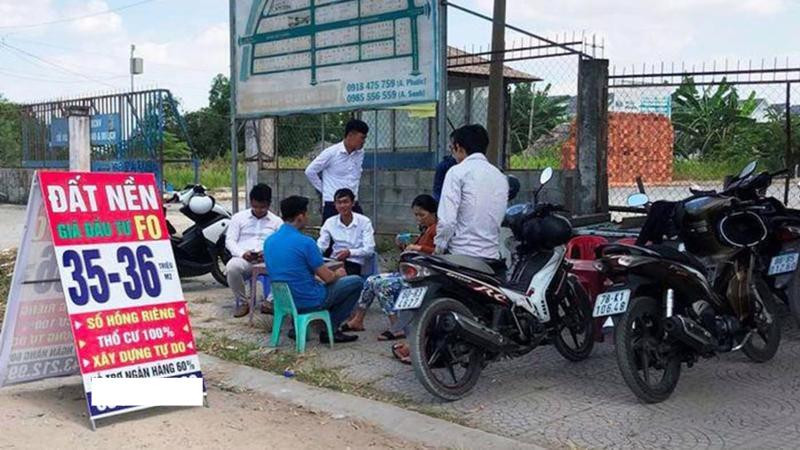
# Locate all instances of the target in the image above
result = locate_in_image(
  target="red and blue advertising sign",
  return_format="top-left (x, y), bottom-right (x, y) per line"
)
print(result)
top-left (37, 171), bottom-right (203, 424)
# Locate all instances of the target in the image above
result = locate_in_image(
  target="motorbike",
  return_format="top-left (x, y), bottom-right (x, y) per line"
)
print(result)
top-left (164, 185), bottom-right (232, 286)
top-left (594, 185), bottom-right (782, 403)
top-left (395, 168), bottom-right (595, 401)
top-left (716, 162), bottom-right (800, 323)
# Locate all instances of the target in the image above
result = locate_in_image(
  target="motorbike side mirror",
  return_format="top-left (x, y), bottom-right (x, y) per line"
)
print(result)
top-left (627, 193), bottom-right (649, 207)
top-left (539, 167), bottom-right (553, 185)
top-left (738, 161), bottom-right (758, 179)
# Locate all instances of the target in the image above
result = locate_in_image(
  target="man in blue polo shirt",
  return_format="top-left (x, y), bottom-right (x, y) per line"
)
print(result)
top-left (264, 195), bottom-right (362, 343)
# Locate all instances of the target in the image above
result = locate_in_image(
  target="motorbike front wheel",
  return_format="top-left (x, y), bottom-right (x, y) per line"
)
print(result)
top-left (409, 297), bottom-right (485, 401)
top-left (552, 276), bottom-right (595, 361)
top-left (615, 296), bottom-right (682, 403)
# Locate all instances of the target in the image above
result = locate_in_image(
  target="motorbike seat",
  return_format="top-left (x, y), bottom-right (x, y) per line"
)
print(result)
top-left (438, 254), bottom-right (507, 277)
top-left (647, 244), bottom-right (707, 274)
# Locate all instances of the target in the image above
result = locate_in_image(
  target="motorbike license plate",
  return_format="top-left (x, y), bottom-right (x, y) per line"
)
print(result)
top-left (768, 253), bottom-right (799, 276)
top-left (593, 289), bottom-right (631, 317)
top-left (394, 287), bottom-right (428, 311)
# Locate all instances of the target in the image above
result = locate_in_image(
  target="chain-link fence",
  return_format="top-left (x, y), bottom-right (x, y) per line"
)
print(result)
top-left (607, 65), bottom-right (800, 213)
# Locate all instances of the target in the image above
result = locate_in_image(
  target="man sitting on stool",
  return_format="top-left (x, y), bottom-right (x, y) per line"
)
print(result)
top-left (225, 184), bottom-right (283, 318)
top-left (265, 196), bottom-right (362, 343)
top-left (317, 188), bottom-right (375, 276)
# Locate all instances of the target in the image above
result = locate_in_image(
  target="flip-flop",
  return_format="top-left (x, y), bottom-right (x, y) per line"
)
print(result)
top-left (391, 343), bottom-right (411, 365)
top-left (340, 323), bottom-right (365, 332)
top-left (377, 330), bottom-right (405, 341)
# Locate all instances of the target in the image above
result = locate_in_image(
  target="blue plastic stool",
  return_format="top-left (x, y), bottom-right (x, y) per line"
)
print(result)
top-left (269, 282), bottom-right (334, 353)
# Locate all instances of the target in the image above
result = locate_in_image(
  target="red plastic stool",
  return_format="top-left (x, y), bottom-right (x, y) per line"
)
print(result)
top-left (566, 235), bottom-right (608, 260)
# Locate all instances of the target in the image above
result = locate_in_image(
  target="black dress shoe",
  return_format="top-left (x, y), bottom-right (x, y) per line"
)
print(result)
top-left (320, 331), bottom-right (358, 344)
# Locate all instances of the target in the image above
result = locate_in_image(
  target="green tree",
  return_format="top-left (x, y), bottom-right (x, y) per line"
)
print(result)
top-left (671, 77), bottom-right (758, 160)
top-left (0, 95), bottom-right (21, 166)
top-left (162, 131), bottom-right (191, 160)
top-left (509, 83), bottom-right (569, 155)
top-left (184, 74), bottom-right (232, 158)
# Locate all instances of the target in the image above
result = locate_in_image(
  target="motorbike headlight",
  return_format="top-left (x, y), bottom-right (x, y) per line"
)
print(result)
top-left (399, 263), bottom-right (431, 281)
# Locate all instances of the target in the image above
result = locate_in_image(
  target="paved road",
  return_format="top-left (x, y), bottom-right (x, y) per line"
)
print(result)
top-left (5, 195), bottom-right (800, 448)
top-left (184, 273), bottom-right (800, 450)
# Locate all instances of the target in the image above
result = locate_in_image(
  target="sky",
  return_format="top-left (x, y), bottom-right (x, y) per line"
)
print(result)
top-left (0, 0), bottom-right (798, 112)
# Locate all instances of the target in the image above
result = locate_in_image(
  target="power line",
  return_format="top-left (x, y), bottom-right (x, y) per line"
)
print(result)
top-left (0, 42), bottom-right (124, 89)
top-left (0, 0), bottom-right (159, 30)
top-left (4, 36), bottom-right (213, 74)
top-left (0, 68), bottom-right (127, 84)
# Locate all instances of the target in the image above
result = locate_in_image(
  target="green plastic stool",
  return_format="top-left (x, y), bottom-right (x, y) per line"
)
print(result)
top-left (269, 282), bottom-right (334, 353)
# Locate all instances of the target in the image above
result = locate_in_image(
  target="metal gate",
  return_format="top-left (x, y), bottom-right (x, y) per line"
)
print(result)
top-left (20, 89), bottom-right (197, 188)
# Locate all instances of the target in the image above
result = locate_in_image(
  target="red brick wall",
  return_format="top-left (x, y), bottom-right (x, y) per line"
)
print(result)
top-left (561, 112), bottom-right (674, 185)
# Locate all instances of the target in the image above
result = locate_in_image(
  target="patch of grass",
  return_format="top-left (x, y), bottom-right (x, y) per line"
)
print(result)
top-left (0, 248), bottom-right (15, 326)
top-left (197, 330), bottom-right (470, 427)
top-left (163, 156), bottom-right (311, 190)
top-left (163, 158), bottom-right (245, 190)
top-left (510, 145), bottom-right (562, 170)
top-left (673, 157), bottom-right (752, 181)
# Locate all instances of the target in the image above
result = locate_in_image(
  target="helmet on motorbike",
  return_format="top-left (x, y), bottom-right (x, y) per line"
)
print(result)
top-left (717, 210), bottom-right (768, 248)
top-left (522, 214), bottom-right (573, 251)
top-left (507, 175), bottom-right (521, 201)
top-left (188, 194), bottom-right (215, 215)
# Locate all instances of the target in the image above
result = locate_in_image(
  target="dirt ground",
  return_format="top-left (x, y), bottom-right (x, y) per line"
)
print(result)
top-left (0, 376), bottom-right (425, 450)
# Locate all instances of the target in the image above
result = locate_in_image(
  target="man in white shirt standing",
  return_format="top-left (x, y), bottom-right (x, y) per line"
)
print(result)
top-left (435, 124), bottom-right (509, 260)
top-left (317, 188), bottom-right (376, 276)
top-left (305, 119), bottom-right (369, 222)
top-left (226, 184), bottom-right (283, 318)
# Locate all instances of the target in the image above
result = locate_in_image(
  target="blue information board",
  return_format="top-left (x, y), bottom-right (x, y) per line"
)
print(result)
top-left (49, 114), bottom-right (122, 148)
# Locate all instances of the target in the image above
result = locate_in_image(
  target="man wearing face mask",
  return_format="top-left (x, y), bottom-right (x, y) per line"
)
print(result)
top-left (305, 119), bottom-right (370, 222)
top-left (435, 124), bottom-right (509, 260)
top-left (225, 184), bottom-right (283, 318)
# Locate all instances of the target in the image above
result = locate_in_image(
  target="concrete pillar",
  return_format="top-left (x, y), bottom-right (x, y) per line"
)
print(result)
top-left (486, 0), bottom-right (507, 166)
top-left (67, 105), bottom-right (91, 172)
top-left (575, 58), bottom-right (609, 216)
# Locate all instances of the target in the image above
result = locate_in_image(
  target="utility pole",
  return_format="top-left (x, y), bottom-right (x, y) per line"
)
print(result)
top-left (526, 81), bottom-right (536, 151)
top-left (486, 0), bottom-right (506, 166)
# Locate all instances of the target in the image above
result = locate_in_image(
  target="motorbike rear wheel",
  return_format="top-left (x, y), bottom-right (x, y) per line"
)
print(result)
top-left (742, 279), bottom-right (781, 363)
top-left (615, 296), bottom-right (682, 403)
top-left (409, 297), bottom-right (485, 401)
top-left (552, 276), bottom-right (595, 361)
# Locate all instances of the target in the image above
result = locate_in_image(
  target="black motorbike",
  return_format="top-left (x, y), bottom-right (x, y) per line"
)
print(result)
top-left (716, 162), bottom-right (800, 323)
top-left (396, 169), bottom-right (594, 400)
top-left (164, 185), bottom-right (232, 286)
top-left (595, 187), bottom-right (782, 403)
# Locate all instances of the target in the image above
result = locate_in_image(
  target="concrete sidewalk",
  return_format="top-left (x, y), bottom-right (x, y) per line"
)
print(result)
top-left (184, 273), bottom-right (800, 449)
top-left (200, 353), bottom-right (540, 450)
